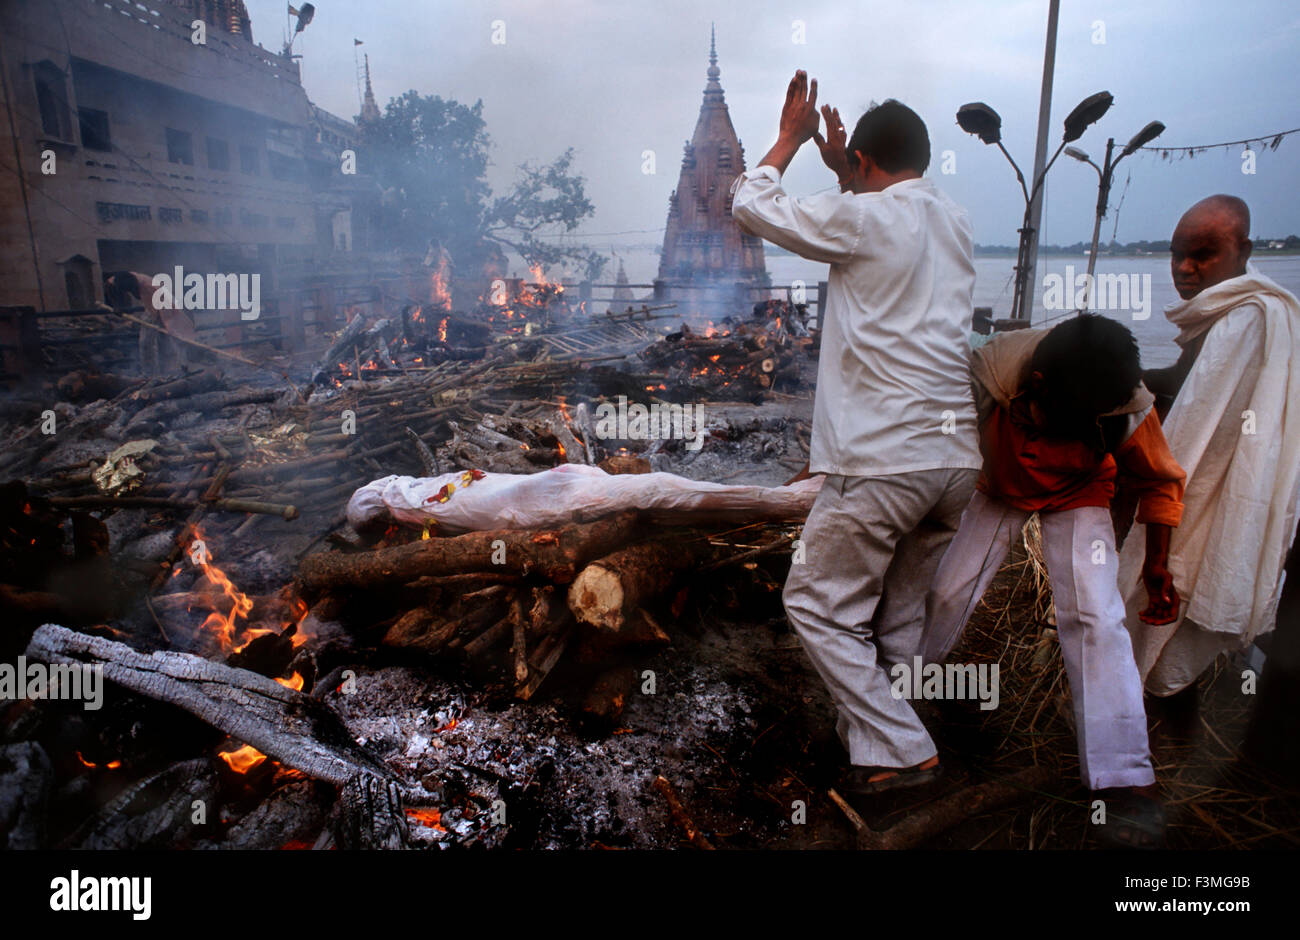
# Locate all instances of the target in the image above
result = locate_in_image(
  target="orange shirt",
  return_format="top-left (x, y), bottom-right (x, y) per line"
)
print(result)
top-left (977, 402), bottom-right (1185, 526)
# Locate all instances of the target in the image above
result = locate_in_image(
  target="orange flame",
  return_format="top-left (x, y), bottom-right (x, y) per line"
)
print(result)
top-left (431, 265), bottom-right (452, 310)
top-left (190, 528), bottom-right (254, 654)
top-left (276, 672), bottom-right (305, 692)
top-left (218, 743), bottom-right (267, 774)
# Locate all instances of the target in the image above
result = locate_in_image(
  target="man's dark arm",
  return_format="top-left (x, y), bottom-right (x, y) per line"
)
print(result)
top-left (1142, 335), bottom-right (1205, 420)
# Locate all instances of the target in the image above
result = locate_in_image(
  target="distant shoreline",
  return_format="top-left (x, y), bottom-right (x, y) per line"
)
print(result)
top-left (761, 245), bottom-right (1300, 259)
top-left (971, 250), bottom-right (1300, 259)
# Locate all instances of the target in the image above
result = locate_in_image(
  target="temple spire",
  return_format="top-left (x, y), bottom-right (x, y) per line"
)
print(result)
top-left (360, 53), bottom-right (381, 123)
top-left (655, 27), bottom-right (769, 313)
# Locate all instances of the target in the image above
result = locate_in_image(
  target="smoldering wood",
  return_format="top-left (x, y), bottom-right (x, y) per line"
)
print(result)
top-left (68, 757), bottom-right (218, 850)
top-left (653, 774), bottom-right (715, 850)
top-left (332, 772), bottom-right (410, 850)
top-left (25, 624), bottom-right (392, 787)
top-left (381, 587), bottom-right (509, 656)
top-left (297, 510), bottom-right (639, 596)
top-left (47, 494), bottom-right (299, 520)
top-left (516, 626), bottom-right (573, 700)
top-left (580, 663), bottom-right (639, 725)
top-left (311, 313), bottom-right (369, 385)
top-left (405, 426), bottom-right (439, 476)
top-left (224, 778), bottom-right (328, 850)
top-left (0, 741), bottom-right (52, 850)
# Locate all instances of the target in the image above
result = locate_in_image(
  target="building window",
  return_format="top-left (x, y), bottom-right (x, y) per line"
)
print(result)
top-left (58, 255), bottom-right (94, 309)
top-left (165, 127), bottom-right (193, 165)
top-left (267, 151), bottom-right (299, 181)
top-left (206, 137), bottom-right (230, 171)
top-left (78, 108), bottom-right (111, 151)
top-left (33, 61), bottom-right (72, 140)
top-left (239, 144), bottom-right (258, 175)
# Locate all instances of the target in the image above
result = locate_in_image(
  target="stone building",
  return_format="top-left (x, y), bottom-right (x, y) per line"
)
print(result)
top-left (655, 29), bottom-right (769, 318)
top-left (0, 0), bottom-right (370, 317)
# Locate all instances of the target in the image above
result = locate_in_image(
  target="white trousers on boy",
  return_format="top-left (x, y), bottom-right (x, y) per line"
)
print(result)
top-left (921, 490), bottom-right (1155, 789)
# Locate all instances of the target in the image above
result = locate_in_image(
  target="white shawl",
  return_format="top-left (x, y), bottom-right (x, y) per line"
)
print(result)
top-left (1121, 269), bottom-right (1300, 695)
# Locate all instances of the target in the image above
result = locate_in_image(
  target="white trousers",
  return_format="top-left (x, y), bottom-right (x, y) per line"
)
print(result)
top-left (783, 469), bottom-right (978, 769)
top-left (922, 491), bottom-right (1155, 789)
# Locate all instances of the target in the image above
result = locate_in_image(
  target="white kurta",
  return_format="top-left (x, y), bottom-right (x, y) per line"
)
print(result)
top-left (730, 167), bottom-right (981, 477)
top-left (1120, 271), bottom-right (1300, 695)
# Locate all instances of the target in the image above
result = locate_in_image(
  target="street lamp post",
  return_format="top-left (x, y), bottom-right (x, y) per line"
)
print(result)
top-left (1064, 120), bottom-right (1165, 312)
top-left (957, 92), bottom-right (1114, 325)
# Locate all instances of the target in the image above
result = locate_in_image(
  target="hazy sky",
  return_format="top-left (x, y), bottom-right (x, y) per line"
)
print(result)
top-left (247, 0), bottom-right (1299, 265)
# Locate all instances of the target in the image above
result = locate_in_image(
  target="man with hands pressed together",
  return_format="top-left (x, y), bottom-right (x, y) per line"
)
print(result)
top-left (731, 72), bottom-right (982, 796)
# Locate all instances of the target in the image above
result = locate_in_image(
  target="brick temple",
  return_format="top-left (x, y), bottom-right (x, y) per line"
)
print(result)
top-left (655, 29), bottom-right (769, 318)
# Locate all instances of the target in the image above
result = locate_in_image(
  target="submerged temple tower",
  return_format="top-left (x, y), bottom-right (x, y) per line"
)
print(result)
top-left (655, 28), bottom-right (769, 317)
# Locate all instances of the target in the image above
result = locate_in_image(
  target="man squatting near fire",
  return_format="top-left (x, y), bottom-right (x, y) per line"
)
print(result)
top-left (919, 314), bottom-right (1185, 847)
top-left (1118, 196), bottom-right (1300, 750)
top-left (731, 73), bottom-right (984, 799)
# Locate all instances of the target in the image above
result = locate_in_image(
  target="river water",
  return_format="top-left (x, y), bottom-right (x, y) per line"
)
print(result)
top-left (612, 252), bottom-right (1300, 369)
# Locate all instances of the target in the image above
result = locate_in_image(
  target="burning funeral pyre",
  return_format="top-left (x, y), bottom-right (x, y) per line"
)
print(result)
top-left (0, 277), bottom-right (828, 850)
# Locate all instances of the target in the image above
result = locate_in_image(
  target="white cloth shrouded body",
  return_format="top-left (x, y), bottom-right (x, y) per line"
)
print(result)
top-left (347, 463), bottom-right (823, 534)
top-left (1120, 270), bottom-right (1300, 695)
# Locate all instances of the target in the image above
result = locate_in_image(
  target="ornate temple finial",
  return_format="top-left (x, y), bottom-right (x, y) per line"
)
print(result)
top-left (360, 53), bottom-right (381, 123)
top-left (707, 24), bottom-right (720, 82)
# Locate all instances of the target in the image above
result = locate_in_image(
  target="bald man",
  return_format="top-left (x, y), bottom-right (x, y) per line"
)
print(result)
top-left (1118, 195), bottom-right (1300, 698)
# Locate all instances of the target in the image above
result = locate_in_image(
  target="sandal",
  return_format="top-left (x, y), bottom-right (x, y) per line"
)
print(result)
top-left (842, 755), bottom-right (943, 796)
top-left (1093, 787), bottom-right (1167, 849)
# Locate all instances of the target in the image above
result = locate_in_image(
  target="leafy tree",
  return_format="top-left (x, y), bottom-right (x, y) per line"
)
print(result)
top-left (360, 91), bottom-right (492, 250)
top-left (484, 149), bottom-right (607, 280)
top-left (360, 94), bottom-right (603, 279)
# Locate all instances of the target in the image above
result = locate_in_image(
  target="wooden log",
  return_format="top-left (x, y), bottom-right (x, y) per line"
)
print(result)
top-left (25, 625), bottom-right (392, 787)
top-left (69, 758), bottom-right (218, 850)
top-left (0, 742), bottom-right (51, 850)
top-left (509, 596), bottom-right (528, 683)
top-left (653, 774), bottom-right (715, 850)
top-left (47, 495), bottom-right (298, 520)
top-left (844, 766), bottom-right (1055, 850)
top-left (516, 626), bottom-right (572, 701)
top-left (567, 538), bottom-right (703, 633)
top-left (405, 426), bottom-right (439, 476)
top-left (298, 511), bottom-right (638, 596)
top-left (311, 314), bottom-right (369, 385)
top-left (125, 369), bottom-right (222, 405)
top-left (382, 586), bottom-right (510, 655)
top-left (125, 388), bottom-right (279, 428)
top-left (571, 609), bottom-right (671, 663)
top-left (332, 772), bottom-right (409, 850)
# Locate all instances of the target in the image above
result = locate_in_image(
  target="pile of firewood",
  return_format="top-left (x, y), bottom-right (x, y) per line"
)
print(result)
top-left (294, 490), bottom-right (798, 726)
top-left (639, 317), bottom-right (804, 399)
